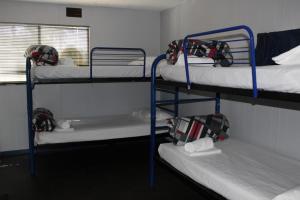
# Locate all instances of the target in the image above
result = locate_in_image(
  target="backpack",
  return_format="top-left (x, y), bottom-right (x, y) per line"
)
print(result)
top-left (25, 45), bottom-right (58, 66)
top-left (169, 113), bottom-right (230, 145)
top-left (32, 108), bottom-right (56, 132)
top-left (166, 39), bottom-right (233, 67)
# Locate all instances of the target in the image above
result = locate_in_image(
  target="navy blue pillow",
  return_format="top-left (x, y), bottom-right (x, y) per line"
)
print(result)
top-left (255, 28), bottom-right (300, 66)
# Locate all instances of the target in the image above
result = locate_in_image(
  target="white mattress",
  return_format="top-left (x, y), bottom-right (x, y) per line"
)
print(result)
top-left (159, 139), bottom-right (300, 200)
top-left (33, 59), bottom-right (158, 80)
top-left (35, 115), bottom-right (167, 145)
top-left (160, 63), bottom-right (300, 94)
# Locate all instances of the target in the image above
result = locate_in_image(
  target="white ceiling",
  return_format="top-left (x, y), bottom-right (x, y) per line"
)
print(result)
top-left (11, 0), bottom-right (186, 11)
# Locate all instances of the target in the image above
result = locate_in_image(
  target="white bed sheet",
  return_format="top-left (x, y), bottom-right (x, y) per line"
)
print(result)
top-left (32, 57), bottom-right (158, 79)
top-left (35, 115), bottom-right (167, 145)
top-left (158, 139), bottom-right (300, 200)
top-left (160, 63), bottom-right (300, 93)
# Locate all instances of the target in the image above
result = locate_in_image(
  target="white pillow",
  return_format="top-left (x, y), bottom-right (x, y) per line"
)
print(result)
top-left (272, 186), bottom-right (300, 200)
top-left (176, 53), bottom-right (214, 66)
top-left (272, 45), bottom-right (300, 65)
top-left (132, 108), bottom-right (172, 122)
top-left (58, 57), bottom-right (76, 67)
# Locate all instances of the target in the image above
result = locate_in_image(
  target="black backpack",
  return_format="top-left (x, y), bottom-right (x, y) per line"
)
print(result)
top-left (33, 108), bottom-right (56, 132)
top-left (25, 45), bottom-right (59, 66)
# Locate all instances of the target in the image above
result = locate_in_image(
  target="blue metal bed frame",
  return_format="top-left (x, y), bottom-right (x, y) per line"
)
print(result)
top-left (26, 47), bottom-right (149, 176)
top-left (149, 25), bottom-right (257, 187)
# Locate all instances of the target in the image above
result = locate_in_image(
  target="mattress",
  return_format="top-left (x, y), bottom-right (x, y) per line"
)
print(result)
top-left (159, 139), bottom-right (300, 200)
top-left (160, 63), bottom-right (300, 94)
top-left (32, 57), bottom-right (159, 80)
top-left (35, 115), bottom-right (167, 145)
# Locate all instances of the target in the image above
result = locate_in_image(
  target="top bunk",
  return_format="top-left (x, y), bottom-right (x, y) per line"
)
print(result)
top-left (27, 47), bottom-right (158, 85)
top-left (152, 25), bottom-right (300, 102)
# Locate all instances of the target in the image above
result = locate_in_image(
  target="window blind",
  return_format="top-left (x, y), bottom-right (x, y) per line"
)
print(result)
top-left (0, 23), bottom-right (89, 83)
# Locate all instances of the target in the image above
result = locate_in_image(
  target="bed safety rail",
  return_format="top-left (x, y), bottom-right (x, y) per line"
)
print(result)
top-left (182, 25), bottom-right (257, 98)
top-left (90, 47), bottom-right (146, 79)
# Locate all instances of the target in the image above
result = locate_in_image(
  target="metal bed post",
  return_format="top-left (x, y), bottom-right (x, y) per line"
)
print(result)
top-left (26, 57), bottom-right (36, 176)
top-left (215, 93), bottom-right (221, 114)
top-left (174, 87), bottom-right (179, 117)
top-left (90, 48), bottom-right (94, 80)
top-left (150, 54), bottom-right (166, 187)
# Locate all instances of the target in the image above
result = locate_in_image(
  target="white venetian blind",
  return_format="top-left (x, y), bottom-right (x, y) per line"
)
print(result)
top-left (0, 23), bottom-right (89, 83)
top-left (40, 25), bottom-right (89, 66)
top-left (0, 24), bottom-right (38, 82)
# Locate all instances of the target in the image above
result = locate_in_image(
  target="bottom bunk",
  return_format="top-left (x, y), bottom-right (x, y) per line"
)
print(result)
top-left (35, 114), bottom-right (168, 145)
top-left (158, 139), bottom-right (300, 200)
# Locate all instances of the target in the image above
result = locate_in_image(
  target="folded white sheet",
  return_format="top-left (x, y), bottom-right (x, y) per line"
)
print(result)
top-left (179, 146), bottom-right (222, 157)
top-left (56, 120), bottom-right (72, 129)
top-left (273, 186), bottom-right (300, 200)
top-left (272, 45), bottom-right (300, 65)
top-left (184, 137), bottom-right (214, 153)
top-left (176, 53), bottom-right (214, 66)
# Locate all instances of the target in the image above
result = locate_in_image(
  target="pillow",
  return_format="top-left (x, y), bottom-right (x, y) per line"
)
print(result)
top-left (58, 57), bottom-right (76, 67)
top-left (272, 45), bottom-right (300, 65)
top-left (132, 108), bottom-right (172, 122)
top-left (256, 29), bottom-right (300, 66)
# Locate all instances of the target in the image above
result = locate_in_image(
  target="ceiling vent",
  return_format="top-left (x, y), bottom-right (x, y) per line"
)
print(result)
top-left (66, 7), bottom-right (82, 18)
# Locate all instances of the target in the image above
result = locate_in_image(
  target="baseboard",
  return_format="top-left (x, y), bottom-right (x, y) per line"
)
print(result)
top-left (0, 149), bottom-right (29, 157)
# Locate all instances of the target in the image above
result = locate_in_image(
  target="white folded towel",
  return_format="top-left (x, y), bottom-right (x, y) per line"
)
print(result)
top-left (272, 186), bottom-right (300, 200)
top-left (56, 120), bottom-right (72, 129)
top-left (176, 54), bottom-right (214, 66)
top-left (184, 137), bottom-right (214, 153)
top-left (272, 45), bottom-right (300, 65)
top-left (179, 146), bottom-right (222, 157)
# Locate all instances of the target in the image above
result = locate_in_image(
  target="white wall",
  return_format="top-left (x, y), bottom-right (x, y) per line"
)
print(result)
top-left (161, 0), bottom-right (300, 160)
top-left (0, 1), bottom-right (160, 152)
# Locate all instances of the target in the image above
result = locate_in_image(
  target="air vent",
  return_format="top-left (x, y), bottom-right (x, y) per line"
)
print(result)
top-left (66, 7), bottom-right (82, 18)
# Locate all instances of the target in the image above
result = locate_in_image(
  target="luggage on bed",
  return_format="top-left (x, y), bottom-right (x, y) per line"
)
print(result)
top-left (165, 39), bottom-right (233, 67)
top-left (169, 113), bottom-right (230, 145)
top-left (32, 108), bottom-right (56, 132)
top-left (25, 45), bottom-right (59, 66)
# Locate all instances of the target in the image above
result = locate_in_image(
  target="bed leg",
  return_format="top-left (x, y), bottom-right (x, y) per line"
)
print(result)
top-left (215, 93), bottom-right (221, 113)
top-left (150, 54), bottom-right (166, 188)
top-left (26, 57), bottom-right (36, 176)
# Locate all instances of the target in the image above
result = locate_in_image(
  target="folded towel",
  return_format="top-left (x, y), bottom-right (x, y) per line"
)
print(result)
top-left (54, 127), bottom-right (74, 132)
top-left (56, 120), bottom-right (72, 129)
top-left (184, 137), bottom-right (214, 153)
top-left (272, 45), bottom-right (300, 65)
top-left (272, 186), bottom-right (300, 200)
top-left (176, 54), bottom-right (214, 66)
top-left (179, 146), bottom-right (222, 157)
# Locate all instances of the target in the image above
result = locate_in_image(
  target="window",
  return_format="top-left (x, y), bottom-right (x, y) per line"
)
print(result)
top-left (0, 23), bottom-right (89, 83)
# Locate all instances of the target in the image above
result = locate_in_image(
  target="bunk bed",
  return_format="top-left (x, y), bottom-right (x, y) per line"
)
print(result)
top-left (149, 25), bottom-right (300, 200)
top-left (26, 47), bottom-right (168, 176)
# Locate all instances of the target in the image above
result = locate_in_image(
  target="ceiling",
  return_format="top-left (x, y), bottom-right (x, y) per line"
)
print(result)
top-left (11, 0), bottom-right (186, 11)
